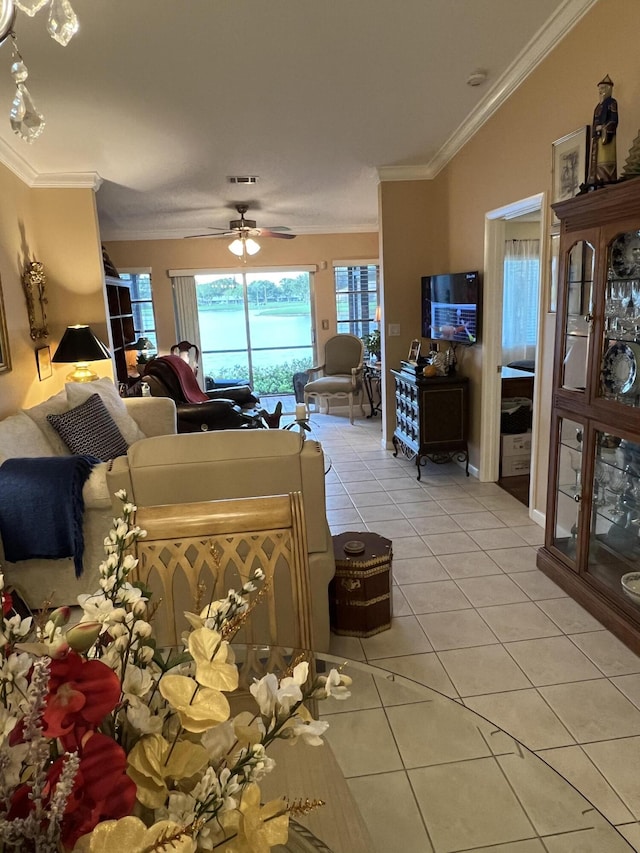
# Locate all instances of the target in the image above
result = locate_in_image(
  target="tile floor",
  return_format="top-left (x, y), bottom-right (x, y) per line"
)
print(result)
top-left (303, 411), bottom-right (640, 852)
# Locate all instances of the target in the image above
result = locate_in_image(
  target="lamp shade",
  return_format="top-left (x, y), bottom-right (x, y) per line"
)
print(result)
top-left (52, 324), bottom-right (111, 382)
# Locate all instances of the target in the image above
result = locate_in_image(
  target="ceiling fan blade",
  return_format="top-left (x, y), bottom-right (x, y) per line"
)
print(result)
top-left (257, 229), bottom-right (297, 239)
top-left (184, 231), bottom-right (235, 239)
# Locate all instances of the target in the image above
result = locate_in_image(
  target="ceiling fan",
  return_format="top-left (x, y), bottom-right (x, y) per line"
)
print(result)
top-left (186, 204), bottom-right (297, 244)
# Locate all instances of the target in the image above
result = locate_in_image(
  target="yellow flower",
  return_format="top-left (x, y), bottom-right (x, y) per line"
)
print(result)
top-left (219, 783), bottom-right (289, 853)
top-left (159, 674), bottom-right (231, 733)
top-left (72, 816), bottom-right (196, 852)
top-left (188, 627), bottom-right (239, 692)
top-left (127, 733), bottom-right (209, 809)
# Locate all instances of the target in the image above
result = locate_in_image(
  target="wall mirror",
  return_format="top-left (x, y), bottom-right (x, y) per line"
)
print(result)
top-left (22, 259), bottom-right (49, 341)
top-left (0, 273), bottom-right (12, 374)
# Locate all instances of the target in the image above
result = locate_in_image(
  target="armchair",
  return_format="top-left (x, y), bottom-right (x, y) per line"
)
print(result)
top-left (141, 355), bottom-right (261, 432)
top-left (304, 333), bottom-right (365, 424)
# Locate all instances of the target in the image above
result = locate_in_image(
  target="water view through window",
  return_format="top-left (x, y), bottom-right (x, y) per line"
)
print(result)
top-left (195, 271), bottom-right (313, 396)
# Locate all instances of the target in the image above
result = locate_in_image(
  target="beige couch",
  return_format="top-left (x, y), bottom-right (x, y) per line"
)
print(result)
top-left (109, 430), bottom-right (335, 650)
top-left (0, 392), bottom-right (177, 606)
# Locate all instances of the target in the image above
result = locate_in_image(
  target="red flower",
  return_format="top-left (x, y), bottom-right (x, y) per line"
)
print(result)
top-left (2, 591), bottom-right (12, 615)
top-left (9, 732), bottom-right (136, 850)
top-left (42, 651), bottom-right (121, 742)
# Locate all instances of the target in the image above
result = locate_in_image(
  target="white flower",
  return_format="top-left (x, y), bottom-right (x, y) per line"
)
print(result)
top-left (316, 668), bottom-right (352, 701)
top-left (289, 717), bottom-right (329, 746)
top-left (137, 646), bottom-right (154, 665)
top-left (250, 672), bottom-right (279, 717)
top-left (122, 664), bottom-right (153, 698)
top-left (126, 697), bottom-right (164, 734)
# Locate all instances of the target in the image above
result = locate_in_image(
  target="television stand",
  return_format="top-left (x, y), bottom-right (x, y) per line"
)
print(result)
top-left (391, 367), bottom-right (469, 479)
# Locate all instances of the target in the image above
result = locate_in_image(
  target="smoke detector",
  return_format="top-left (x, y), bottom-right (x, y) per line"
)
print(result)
top-left (466, 70), bottom-right (487, 87)
top-left (227, 176), bottom-right (259, 184)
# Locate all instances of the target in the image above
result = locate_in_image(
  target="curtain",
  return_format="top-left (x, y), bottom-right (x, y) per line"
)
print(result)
top-left (502, 239), bottom-right (540, 366)
top-left (170, 274), bottom-right (204, 389)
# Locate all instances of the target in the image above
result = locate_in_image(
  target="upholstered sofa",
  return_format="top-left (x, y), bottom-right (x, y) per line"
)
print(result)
top-left (108, 430), bottom-right (335, 650)
top-left (0, 382), bottom-right (177, 607)
top-left (0, 383), bottom-right (335, 650)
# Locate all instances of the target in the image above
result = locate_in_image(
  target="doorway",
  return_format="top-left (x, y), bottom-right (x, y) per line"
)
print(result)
top-left (194, 270), bottom-right (315, 400)
top-left (480, 194), bottom-right (546, 514)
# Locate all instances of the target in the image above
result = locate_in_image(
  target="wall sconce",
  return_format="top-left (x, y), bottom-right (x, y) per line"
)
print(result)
top-left (22, 259), bottom-right (48, 340)
top-left (52, 324), bottom-right (110, 382)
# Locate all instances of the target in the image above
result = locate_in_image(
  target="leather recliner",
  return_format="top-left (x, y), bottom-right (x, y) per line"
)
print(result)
top-left (141, 355), bottom-right (262, 433)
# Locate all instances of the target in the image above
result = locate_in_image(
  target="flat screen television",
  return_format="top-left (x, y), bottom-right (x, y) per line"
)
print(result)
top-left (421, 270), bottom-right (480, 345)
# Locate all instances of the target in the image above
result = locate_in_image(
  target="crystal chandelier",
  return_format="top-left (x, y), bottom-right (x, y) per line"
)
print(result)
top-left (0, 0), bottom-right (79, 143)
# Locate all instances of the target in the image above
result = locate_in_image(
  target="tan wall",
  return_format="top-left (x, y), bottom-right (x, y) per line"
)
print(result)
top-left (104, 232), bottom-right (379, 358)
top-left (378, 177), bottom-right (450, 441)
top-left (379, 0), bottom-right (640, 514)
top-left (0, 164), bottom-right (109, 418)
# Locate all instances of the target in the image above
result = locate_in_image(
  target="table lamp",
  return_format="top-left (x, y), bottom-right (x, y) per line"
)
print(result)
top-left (52, 324), bottom-right (111, 382)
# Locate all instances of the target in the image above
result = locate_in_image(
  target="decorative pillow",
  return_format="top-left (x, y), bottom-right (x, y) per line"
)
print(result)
top-left (0, 411), bottom-right (56, 464)
top-left (22, 390), bottom-right (73, 456)
top-left (47, 394), bottom-right (129, 462)
top-left (66, 378), bottom-right (146, 444)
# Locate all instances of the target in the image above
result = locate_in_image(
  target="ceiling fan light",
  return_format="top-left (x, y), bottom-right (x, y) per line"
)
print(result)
top-left (244, 237), bottom-right (260, 255)
top-left (228, 238), bottom-right (244, 257)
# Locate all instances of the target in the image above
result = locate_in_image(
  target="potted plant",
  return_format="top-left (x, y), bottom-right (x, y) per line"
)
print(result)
top-left (362, 328), bottom-right (381, 360)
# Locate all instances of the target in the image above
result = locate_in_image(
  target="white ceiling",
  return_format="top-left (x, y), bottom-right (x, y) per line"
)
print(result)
top-left (0, 0), bottom-right (595, 241)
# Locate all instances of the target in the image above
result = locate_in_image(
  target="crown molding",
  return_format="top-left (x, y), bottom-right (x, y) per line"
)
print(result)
top-left (32, 172), bottom-right (103, 190)
top-left (377, 164), bottom-right (435, 182)
top-left (0, 135), bottom-right (39, 185)
top-left (0, 134), bottom-right (102, 189)
top-left (378, 0), bottom-right (598, 183)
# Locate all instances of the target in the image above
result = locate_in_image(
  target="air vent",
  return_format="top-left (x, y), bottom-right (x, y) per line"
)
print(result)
top-left (227, 176), bottom-right (259, 184)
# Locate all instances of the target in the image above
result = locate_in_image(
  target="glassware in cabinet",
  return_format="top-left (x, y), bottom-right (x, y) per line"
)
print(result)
top-left (552, 416), bottom-right (584, 564)
top-left (587, 429), bottom-right (640, 601)
top-left (599, 229), bottom-right (640, 408)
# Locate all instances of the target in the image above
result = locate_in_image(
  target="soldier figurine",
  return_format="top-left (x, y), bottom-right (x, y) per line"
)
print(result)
top-left (587, 75), bottom-right (618, 187)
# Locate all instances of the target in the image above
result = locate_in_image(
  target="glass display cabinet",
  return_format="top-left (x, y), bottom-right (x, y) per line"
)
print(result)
top-left (537, 177), bottom-right (640, 653)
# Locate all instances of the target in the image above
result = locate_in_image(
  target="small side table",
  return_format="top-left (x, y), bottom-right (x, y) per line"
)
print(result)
top-left (329, 532), bottom-right (392, 637)
top-left (363, 362), bottom-right (382, 418)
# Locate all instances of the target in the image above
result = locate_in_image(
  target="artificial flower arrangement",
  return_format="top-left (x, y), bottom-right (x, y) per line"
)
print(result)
top-left (0, 491), bottom-right (351, 852)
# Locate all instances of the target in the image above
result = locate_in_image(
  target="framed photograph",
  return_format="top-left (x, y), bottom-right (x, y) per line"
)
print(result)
top-left (551, 126), bottom-right (590, 223)
top-left (36, 345), bottom-right (52, 381)
top-left (0, 273), bottom-right (11, 375)
top-left (407, 339), bottom-right (421, 364)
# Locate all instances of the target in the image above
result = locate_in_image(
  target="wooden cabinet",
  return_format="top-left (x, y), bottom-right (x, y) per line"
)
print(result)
top-left (105, 276), bottom-right (135, 384)
top-left (391, 364), bottom-right (469, 479)
top-left (537, 176), bottom-right (640, 653)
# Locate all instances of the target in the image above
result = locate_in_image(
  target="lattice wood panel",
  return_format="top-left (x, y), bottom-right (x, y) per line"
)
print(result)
top-left (134, 492), bottom-right (313, 650)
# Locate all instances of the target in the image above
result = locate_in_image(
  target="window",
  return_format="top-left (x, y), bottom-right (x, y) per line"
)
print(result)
top-left (502, 240), bottom-right (540, 365)
top-left (334, 261), bottom-right (379, 339)
top-left (119, 271), bottom-right (157, 354)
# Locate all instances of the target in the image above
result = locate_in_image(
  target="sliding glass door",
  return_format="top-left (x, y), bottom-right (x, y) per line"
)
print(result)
top-left (194, 270), bottom-right (314, 396)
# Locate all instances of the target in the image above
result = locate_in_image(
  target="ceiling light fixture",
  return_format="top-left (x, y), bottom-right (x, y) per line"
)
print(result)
top-left (466, 69), bottom-right (488, 87)
top-left (0, 0), bottom-right (80, 142)
top-left (228, 236), bottom-right (261, 259)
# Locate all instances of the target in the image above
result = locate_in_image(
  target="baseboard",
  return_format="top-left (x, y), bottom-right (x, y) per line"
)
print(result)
top-left (530, 507), bottom-right (545, 528)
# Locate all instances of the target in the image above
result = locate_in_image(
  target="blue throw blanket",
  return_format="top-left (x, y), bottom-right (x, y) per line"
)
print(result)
top-left (0, 455), bottom-right (100, 578)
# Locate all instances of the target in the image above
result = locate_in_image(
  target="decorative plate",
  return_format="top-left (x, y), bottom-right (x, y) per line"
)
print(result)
top-left (621, 572), bottom-right (640, 607)
top-left (610, 231), bottom-right (640, 279)
top-left (602, 341), bottom-right (640, 395)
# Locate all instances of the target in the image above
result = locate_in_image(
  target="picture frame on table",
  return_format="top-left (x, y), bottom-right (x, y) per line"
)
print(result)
top-left (551, 127), bottom-right (590, 224)
top-left (407, 339), bottom-right (421, 364)
top-left (36, 345), bottom-right (52, 381)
